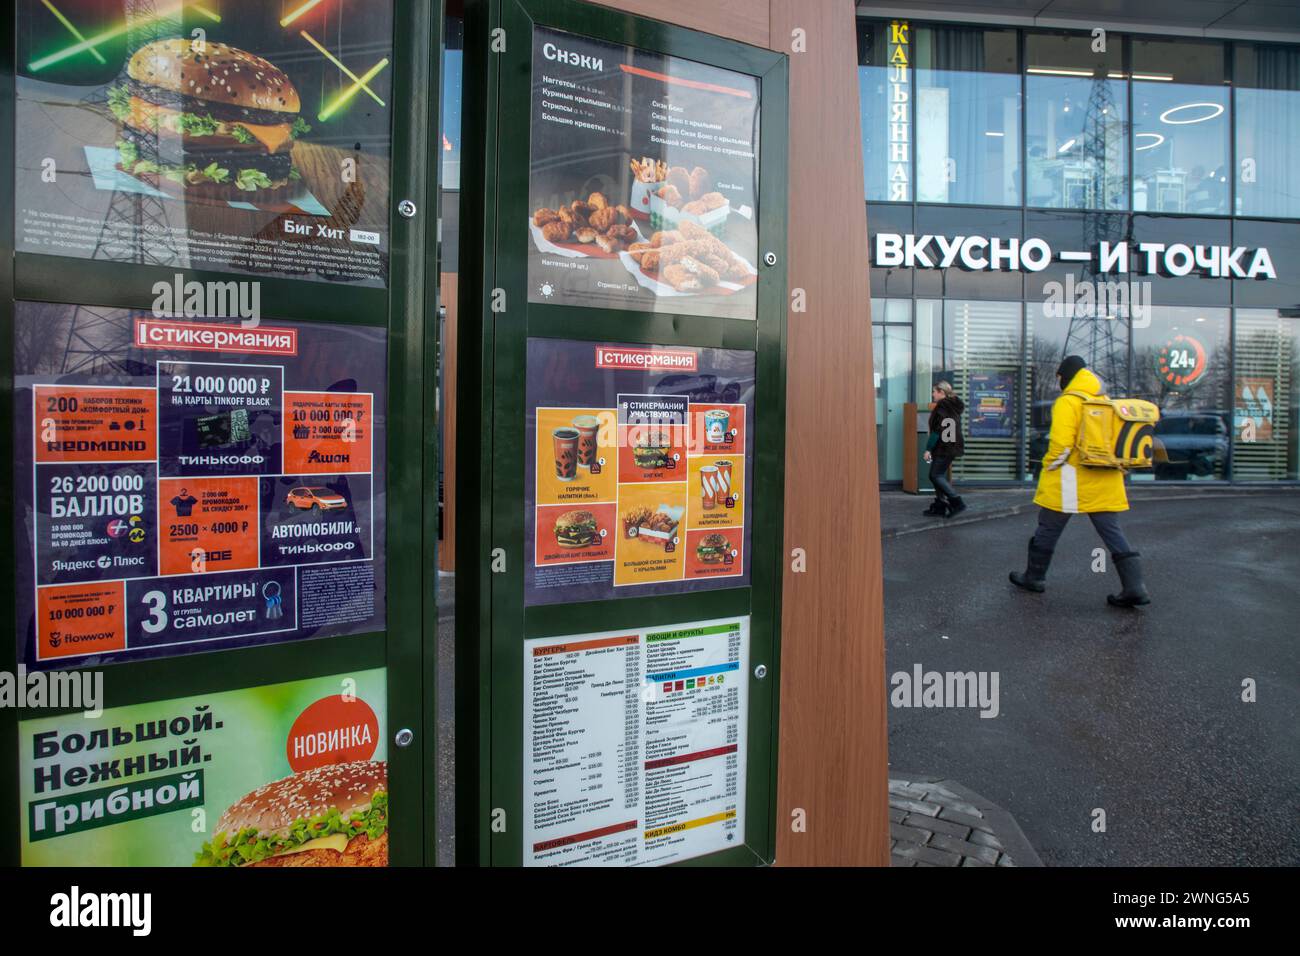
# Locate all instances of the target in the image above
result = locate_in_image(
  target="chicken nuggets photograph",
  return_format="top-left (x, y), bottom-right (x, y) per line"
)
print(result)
top-left (588, 206), bottom-right (618, 232)
top-left (541, 220), bottom-right (571, 244)
top-left (688, 166), bottom-right (712, 200)
top-left (665, 165), bottom-right (692, 199)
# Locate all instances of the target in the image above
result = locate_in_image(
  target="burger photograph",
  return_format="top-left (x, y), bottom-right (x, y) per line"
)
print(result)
top-left (554, 509), bottom-right (600, 549)
top-left (195, 760), bottom-right (388, 868)
top-left (632, 430), bottom-right (673, 470)
top-left (14, 1), bottom-right (395, 287)
top-left (696, 532), bottom-right (732, 565)
top-left (108, 39), bottom-right (310, 203)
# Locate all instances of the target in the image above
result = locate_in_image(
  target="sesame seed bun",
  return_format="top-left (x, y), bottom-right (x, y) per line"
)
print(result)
top-left (127, 39), bottom-right (300, 115)
top-left (216, 760), bottom-right (386, 839)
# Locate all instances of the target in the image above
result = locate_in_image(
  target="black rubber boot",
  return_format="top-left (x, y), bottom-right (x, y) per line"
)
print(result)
top-left (922, 498), bottom-right (946, 516)
top-left (944, 496), bottom-right (967, 518)
top-left (1107, 552), bottom-right (1151, 607)
top-left (1009, 538), bottom-right (1052, 592)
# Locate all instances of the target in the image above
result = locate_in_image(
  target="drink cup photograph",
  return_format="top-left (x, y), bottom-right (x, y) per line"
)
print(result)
top-left (552, 427), bottom-right (579, 481)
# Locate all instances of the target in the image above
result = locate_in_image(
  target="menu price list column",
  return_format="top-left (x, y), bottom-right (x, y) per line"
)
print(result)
top-left (523, 617), bottom-right (749, 867)
top-left (525, 634), bottom-right (642, 866)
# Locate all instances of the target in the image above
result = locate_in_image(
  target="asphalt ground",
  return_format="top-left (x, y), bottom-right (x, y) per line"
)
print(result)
top-left (884, 492), bottom-right (1300, 866)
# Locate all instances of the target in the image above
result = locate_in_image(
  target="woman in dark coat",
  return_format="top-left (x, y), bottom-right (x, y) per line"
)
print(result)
top-left (922, 381), bottom-right (967, 517)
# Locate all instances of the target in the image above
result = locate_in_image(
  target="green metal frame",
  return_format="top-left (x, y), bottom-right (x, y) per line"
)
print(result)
top-left (457, 0), bottom-right (788, 867)
top-left (0, 0), bottom-right (440, 867)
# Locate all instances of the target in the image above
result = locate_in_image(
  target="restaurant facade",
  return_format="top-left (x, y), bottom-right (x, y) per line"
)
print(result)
top-left (856, 4), bottom-right (1300, 486)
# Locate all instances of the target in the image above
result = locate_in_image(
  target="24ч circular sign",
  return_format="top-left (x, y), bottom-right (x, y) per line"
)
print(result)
top-left (1156, 333), bottom-right (1208, 390)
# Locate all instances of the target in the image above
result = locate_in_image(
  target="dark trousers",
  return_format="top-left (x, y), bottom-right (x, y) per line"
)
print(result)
top-left (929, 454), bottom-right (959, 501)
top-left (1031, 507), bottom-right (1133, 556)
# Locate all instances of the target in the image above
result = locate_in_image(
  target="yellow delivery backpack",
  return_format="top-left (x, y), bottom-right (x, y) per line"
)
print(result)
top-left (1065, 390), bottom-right (1160, 470)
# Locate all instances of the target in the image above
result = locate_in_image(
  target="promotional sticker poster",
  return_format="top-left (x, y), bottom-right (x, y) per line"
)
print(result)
top-left (528, 26), bottom-right (760, 319)
top-left (526, 338), bottom-right (754, 606)
top-left (20, 669), bottom-right (388, 866)
top-left (15, 1), bottom-right (393, 287)
top-left (524, 617), bottom-right (748, 866)
top-left (13, 302), bottom-right (386, 668)
top-left (1235, 377), bottom-right (1275, 441)
top-left (968, 371), bottom-right (1016, 439)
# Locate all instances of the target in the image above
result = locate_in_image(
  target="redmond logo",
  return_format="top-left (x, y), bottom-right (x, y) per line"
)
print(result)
top-left (307, 450), bottom-right (350, 464)
top-left (49, 886), bottom-right (151, 936)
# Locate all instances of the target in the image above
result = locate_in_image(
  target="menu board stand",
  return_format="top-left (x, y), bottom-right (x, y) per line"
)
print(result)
top-left (457, 0), bottom-right (788, 866)
top-left (0, 1), bottom-right (441, 867)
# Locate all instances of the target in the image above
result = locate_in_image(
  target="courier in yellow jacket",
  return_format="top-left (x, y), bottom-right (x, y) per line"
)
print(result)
top-left (1033, 366), bottom-right (1128, 514)
top-left (1011, 356), bottom-right (1151, 607)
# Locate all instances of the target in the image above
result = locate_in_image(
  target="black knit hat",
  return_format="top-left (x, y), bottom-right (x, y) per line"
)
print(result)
top-left (1056, 355), bottom-right (1087, 388)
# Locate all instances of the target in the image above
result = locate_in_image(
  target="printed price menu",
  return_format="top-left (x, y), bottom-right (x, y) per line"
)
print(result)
top-left (524, 617), bottom-right (749, 866)
top-left (13, 304), bottom-right (387, 667)
top-left (525, 338), bottom-right (753, 605)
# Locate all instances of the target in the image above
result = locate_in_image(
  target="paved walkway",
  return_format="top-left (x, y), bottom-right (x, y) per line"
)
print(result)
top-left (889, 774), bottom-right (1043, 867)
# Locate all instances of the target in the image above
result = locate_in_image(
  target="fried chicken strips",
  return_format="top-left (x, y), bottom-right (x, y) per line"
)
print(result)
top-left (626, 221), bottom-right (752, 292)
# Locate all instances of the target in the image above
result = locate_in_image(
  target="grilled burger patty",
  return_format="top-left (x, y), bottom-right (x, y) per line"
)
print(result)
top-left (123, 77), bottom-right (296, 128)
top-left (119, 124), bottom-right (294, 178)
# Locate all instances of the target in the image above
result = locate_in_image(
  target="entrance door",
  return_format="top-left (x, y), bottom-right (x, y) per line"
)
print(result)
top-left (872, 300), bottom-right (913, 483)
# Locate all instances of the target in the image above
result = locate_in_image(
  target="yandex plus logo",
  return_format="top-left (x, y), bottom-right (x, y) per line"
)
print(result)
top-left (135, 318), bottom-right (298, 356)
top-left (594, 346), bottom-right (697, 372)
top-left (286, 694), bottom-right (379, 772)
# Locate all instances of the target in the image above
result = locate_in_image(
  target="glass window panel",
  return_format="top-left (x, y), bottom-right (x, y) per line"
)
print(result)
top-left (1026, 33), bottom-right (1128, 210)
top-left (872, 314), bottom-right (914, 482)
top-left (917, 299), bottom-right (1024, 479)
top-left (441, 15), bottom-right (464, 190)
top-left (1132, 41), bottom-right (1230, 215)
top-left (915, 26), bottom-right (1022, 206)
top-left (1234, 43), bottom-right (1300, 218)
top-left (859, 19), bottom-right (911, 203)
top-left (1233, 310), bottom-right (1300, 480)
top-left (1131, 306), bottom-right (1231, 481)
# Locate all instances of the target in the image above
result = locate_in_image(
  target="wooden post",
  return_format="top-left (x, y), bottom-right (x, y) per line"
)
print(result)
top-left (903, 401), bottom-right (918, 493)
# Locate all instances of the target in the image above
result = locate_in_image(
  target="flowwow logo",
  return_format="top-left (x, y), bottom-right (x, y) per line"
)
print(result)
top-left (49, 886), bottom-right (151, 936)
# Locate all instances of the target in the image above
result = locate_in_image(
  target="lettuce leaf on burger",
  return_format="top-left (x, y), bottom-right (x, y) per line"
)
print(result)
top-left (195, 760), bottom-right (387, 867)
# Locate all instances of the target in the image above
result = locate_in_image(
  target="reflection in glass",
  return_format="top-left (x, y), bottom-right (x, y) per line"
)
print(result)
top-left (1132, 41), bottom-right (1229, 215)
top-left (915, 26), bottom-right (1021, 206)
top-left (1026, 34), bottom-right (1127, 210)
top-left (917, 299), bottom-right (1024, 479)
top-left (1131, 307), bottom-right (1230, 480)
top-left (1234, 44), bottom-right (1300, 218)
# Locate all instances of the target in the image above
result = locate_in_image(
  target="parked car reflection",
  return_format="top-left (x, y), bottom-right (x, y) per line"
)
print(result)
top-left (1152, 410), bottom-right (1229, 479)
